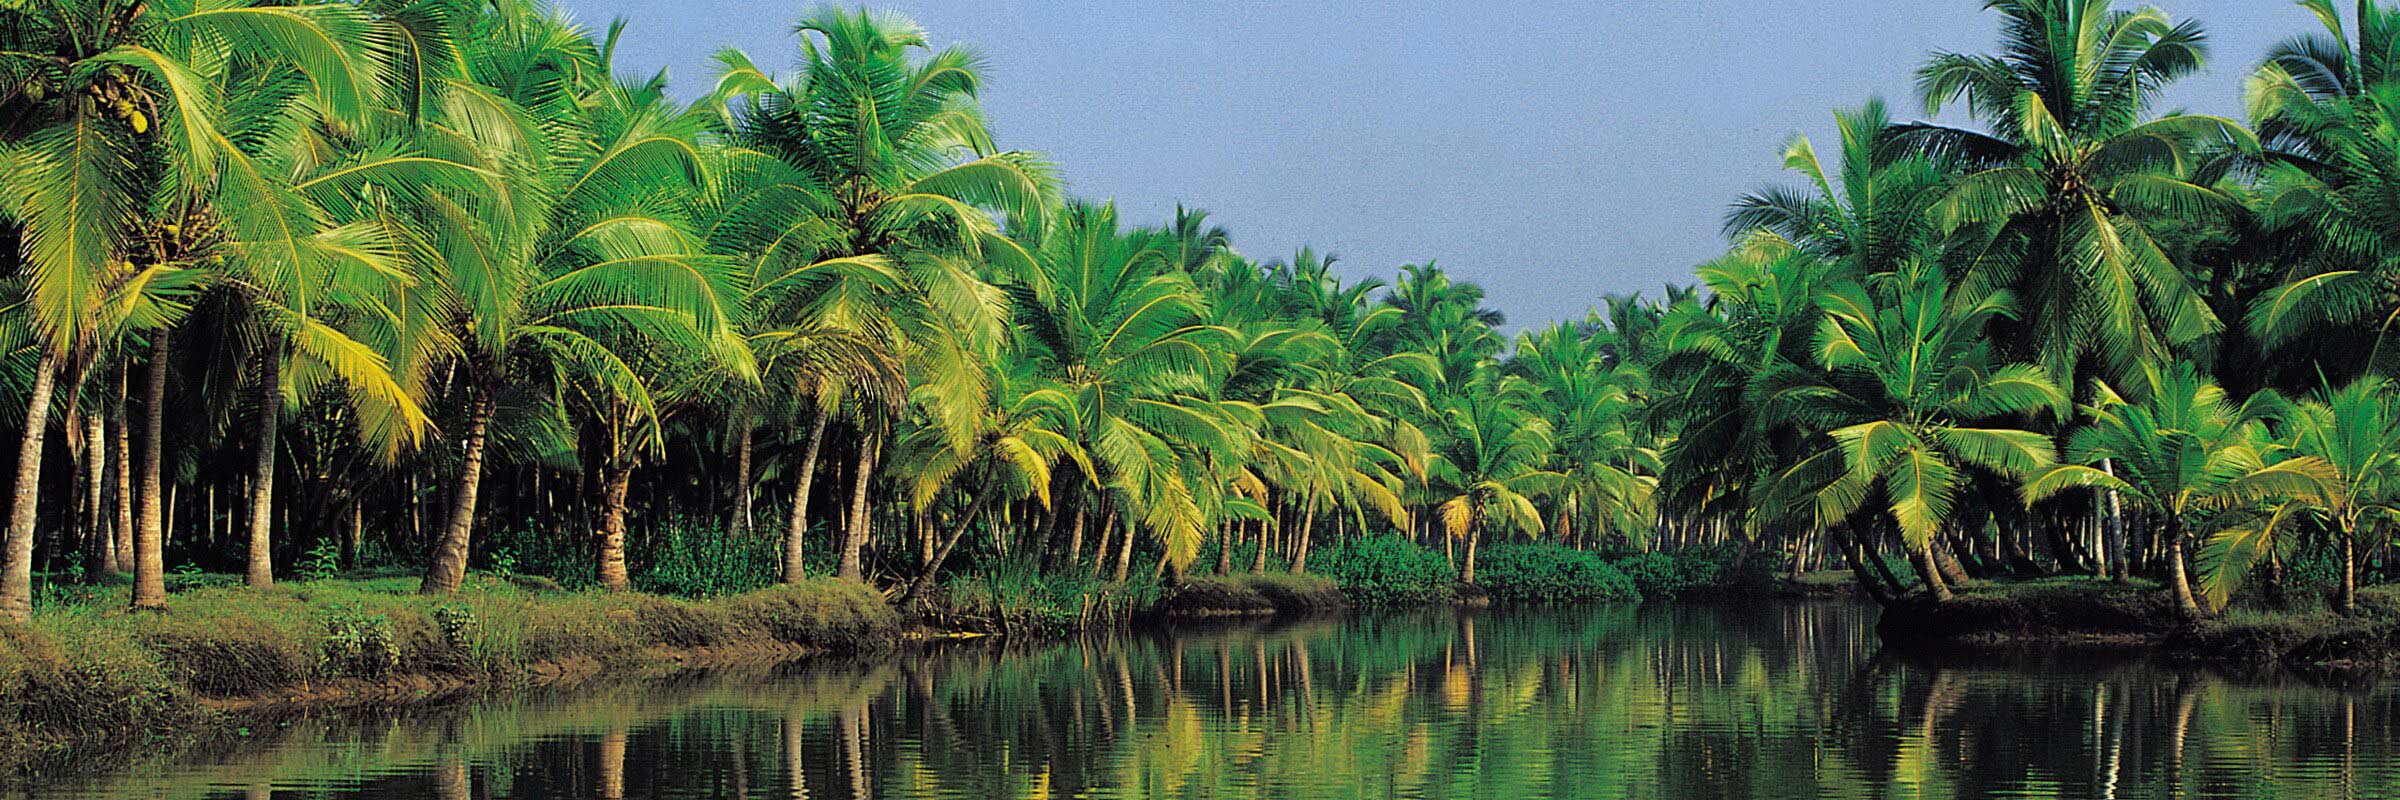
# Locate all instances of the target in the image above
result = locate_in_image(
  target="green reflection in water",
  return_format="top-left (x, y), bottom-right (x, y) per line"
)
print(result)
top-left (32, 601), bottom-right (2400, 799)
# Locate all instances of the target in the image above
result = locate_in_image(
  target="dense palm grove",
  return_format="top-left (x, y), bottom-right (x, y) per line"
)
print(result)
top-left (5, 0), bottom-right (2400, 624)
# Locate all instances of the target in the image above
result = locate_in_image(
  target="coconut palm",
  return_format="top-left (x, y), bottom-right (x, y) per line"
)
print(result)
top-left (1899, 0), bottom-right (2250, 388)
top-left (2244, 0), bottom-right (2400, 377)
top-left (2026, 363), bottom-right (2335, 617)
top-left (0, 0), bottom-right (415, 619)
top-left (2203, 377), bottom-right (2400, 613)
top-left (417, 5), bottom-right (740, 594)
top-left (1765, 273), bottom-right (2064, 601)
top-left (1424, 371), bottom-right (1563, 584)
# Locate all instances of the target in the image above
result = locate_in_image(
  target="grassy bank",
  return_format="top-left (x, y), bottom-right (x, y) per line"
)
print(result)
top-left (1876, 578), bottom-right (2400, 675)
top-left (0, 575), bottom-right (897, 781)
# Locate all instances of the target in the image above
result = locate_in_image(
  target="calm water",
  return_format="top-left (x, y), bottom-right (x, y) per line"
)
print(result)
top-left (28, 601), bottom-right (2400, 799)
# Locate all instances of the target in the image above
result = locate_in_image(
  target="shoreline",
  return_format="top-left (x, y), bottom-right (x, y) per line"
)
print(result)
top-left (1873, 578), bottom-right (2400, 678)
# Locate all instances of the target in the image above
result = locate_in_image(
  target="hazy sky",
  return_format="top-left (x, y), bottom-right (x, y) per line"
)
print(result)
top-left (572, 0), bottom-right (2298, 328)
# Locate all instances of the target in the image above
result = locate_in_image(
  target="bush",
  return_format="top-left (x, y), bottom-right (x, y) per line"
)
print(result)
top-left (1612, 551), bottom-right (1721, 600)
top-left (635, 516), bottom-right (783, 598)
top-left (1475, 542), bottom-right (1639, 604)
top-left (1314, 535), bottom-right (1457, 606)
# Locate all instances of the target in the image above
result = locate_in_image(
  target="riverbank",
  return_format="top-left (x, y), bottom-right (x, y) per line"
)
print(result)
top-left (0, 575), bottom-right (898, 783)
top-left (1875, 577), bottom-right (2400, 675)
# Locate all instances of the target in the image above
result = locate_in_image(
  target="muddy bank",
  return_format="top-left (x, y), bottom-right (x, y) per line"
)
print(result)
top-left (1875, 579), bottom-right (2400, 676)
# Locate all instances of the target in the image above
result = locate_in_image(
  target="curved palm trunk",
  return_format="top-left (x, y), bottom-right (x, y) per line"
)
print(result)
top-left (244, 349), bottom-right (281, 588)
top-left (422, 386), bottom-right (494, 594)
top-left (1250, 518), bottom-right (1269, 573)
top-left (1111, 508), bottom-right (1135, 582)
top-left (902, 473), bottom-right (998, 602)
top-left (2164, 518), bottom-right (2203, 619)
top-left (835, 434), bottom-right (877, 581)
top-left (1913, 544), bottom-right (1952, 602)
top-left (731, 419), bottom-right (755, 539)
top-left (596, 460), bottom-right (635, 592)
top-left (132, 333), bottom-right (170, 610)
top-left (1289, 499), bottom-right (1316, 574)
top-left (0, 347), bottom-right (63, 623)
top-left (1215, 522), bottom-right (1234, 575)
top-left (782, 404), bottom-right (832, 582)
top-left (1837, 526), bottom-right (1896, 605)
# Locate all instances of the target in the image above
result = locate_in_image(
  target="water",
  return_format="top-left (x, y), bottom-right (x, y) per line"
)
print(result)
top-left (29, 601), bottom-right (2400, 799)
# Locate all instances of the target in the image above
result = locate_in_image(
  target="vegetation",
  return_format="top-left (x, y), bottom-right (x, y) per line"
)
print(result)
top-left (3, 0), bottom-right (2400, 641)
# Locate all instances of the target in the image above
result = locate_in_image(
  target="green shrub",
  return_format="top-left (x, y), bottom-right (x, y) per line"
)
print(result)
top-left (1315, 535), bottom-right (1457, 606)
top-left (1475, 542), bottom-right (1639, 604)
top-left (636, 516), bottom-right (782, 598)
top-left (1612, 551), bottom-right (1720, 599)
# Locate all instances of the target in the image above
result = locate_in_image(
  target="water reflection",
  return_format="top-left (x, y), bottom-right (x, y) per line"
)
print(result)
top-left (29, 601), bottom-right (2400, 799)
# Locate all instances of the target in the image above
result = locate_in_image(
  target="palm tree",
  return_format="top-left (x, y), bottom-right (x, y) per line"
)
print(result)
top-left (2026, 363), bottom-right (2334, 617)
top-left (417, 5), bottom-right (739, 594)
top-left (890, 362), bottom-right (1083, 600)
top-left (1766, 273), bottom-right (2063, 601)
top-left (2212, 378), bottom-right (2400, 613)
top-left (2244, 0), bottom-right (2400, 377)
top-left (0, 0), bottom-right (407, 618)
top-left (1425, 371), bottom-right (1562, 584)
top-left (1900, 0), bottom-right (2250, 388)
top-left (1007, 202), bottom-right (1238, 575)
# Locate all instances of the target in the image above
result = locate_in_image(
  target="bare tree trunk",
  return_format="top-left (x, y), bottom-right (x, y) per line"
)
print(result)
top-left (731, 418), bottom-right (755, 539)
top-left (244, 349), bottom-right (280, 588)
top-left (81, 410), bottom-right (113, 578)
top-left (1251, 517), bottom-right (1270, 573)
top-left (2339, 526), bottom-right (2359, 615)
top-left (1111, 507), bottom-right (1135, 582)
top-left (1215, 522), bottom-right (1233, 575)
top-left (836, 433), bottom-right (876, 581)
top-left (132, 333), bottom-right (170, 610)
top-left (596, 459), bottom-right (636, 592)
top-left (783, 403), bottom-right (831, 582)
top-left (903, 473), bottom-right (998, 602)
top-left (1462, 522), bottom-right (1482, 584)
top-left (1289, 498), bottom-right (1316, 574)
top-left (1914, 545), bottom-right (1952, 602)
top-left (109, 361), bottom-right (133, 572)
top-left (0, 347), bottom-right (63, 623)
top-left (1057, 494), bottom-right (1087, 574)
top-left (2164, 518), bottom-right (2203, 619)
top-left (421, 386), bottom-right (493, 594)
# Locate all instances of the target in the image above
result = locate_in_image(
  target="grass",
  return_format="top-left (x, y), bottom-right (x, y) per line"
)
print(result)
top-left (0, 573), bottom-right (898, 780)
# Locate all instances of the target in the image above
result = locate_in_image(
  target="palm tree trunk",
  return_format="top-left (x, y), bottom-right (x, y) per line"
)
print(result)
top-left (244, 348), bottom-right (280, 588)
top-left (81, 410), bottom-right (108, 577)
top-left (1836, 526), bottom-right (1895, 605)
top-left (1060, 497), bottom-right (1088, 574)
top-left (1934, 537), bottom-right (1972, 586)
top-left (2164, 518), bottom-right (2203, 619)
top-left (1215, 522), bottom-right (1233, 575)
top-left (1913, 545), bottom-right (1952, 601)
top-left (132, 333), bottom-right (170, 610)
top-left (1250, 517), bottom-right (1269, 573)
top-left (836, 433), bottom-right (876, 581)
top-left (1289, 498), bottom-right (1316, 574)
top-left (108, 361), bottom-right (133, 572)
top-left (783, 403), bottom-right (832, 582)
top-left (2339, 525), bottom-right (2359, 615)
top-left (421, 385), bottom-right (494, 594)
top-left (1111, 507), bottom-right (1135, 582)
top-left (596, 459), bottom-right (635, 592)
top-left (731, 418), bottom-right (755, 539)
top-left (0, 346), bottom-right (64, 623)
top-left (903, 473), bottom-right (998, 602)
top-left (1461, 521), bottom-right (1482, 585)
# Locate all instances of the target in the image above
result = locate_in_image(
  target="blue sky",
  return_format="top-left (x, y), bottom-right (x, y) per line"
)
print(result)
top-left (572, 0), bottom-right (2296, 328)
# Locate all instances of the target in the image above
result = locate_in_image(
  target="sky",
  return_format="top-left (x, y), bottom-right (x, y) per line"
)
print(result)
top-left (569, 0), bottom-right (2299, 329)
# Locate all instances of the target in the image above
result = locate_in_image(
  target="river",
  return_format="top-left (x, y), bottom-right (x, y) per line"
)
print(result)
top-left (27, 600), bottom-right (2400, 799)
